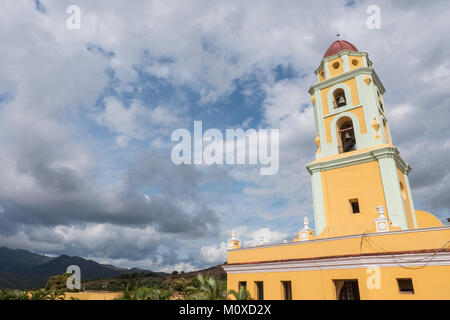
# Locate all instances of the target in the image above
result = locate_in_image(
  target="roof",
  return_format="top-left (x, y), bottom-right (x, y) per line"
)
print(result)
top-left (323, 40), bottom-right (359, 58)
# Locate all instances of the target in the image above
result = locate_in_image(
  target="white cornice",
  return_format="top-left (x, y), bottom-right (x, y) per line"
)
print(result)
top-left (223, 251), bottom-right (450, 274)
top-left (314, 51), bottom-right (371, 75)
top-left (309, 67), bottom-right (386, 96)
top-left (305, 146), bottom-right (412, 175)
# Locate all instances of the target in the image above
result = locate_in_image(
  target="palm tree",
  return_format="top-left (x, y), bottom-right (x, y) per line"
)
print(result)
top-left (29, 288), bottom-right (65, 300)
top-left (119, 286), bottom-right (173, 300)
top-left (187, 274), bottom-right (227, 300)
top-left (0, 289), bottom-right (29, 300)
top-left (30, 289), bottom-right (49, 300)
top-left (228, 286), bottom-right (253, 300)
top-left (46, 289), bottom-right (66, 300)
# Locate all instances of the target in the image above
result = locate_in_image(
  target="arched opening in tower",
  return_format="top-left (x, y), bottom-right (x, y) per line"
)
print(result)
top-left (333, 89), bottom-right (347, 108)
top-left (337, 118), bottom-right (356, 153)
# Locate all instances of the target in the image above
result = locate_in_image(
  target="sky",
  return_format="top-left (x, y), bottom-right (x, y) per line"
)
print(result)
top-left (0, 0), bottom-right (449, 273)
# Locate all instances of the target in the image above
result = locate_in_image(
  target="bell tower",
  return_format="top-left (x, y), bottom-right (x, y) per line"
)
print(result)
top-left (306, 40), bottom-right (418, 238)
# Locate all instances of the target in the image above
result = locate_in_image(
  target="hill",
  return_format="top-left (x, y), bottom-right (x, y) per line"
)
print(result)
top-left (82, 264), bottom-right (226, 292)
top-left (0, 247), bottom-right (153, 289)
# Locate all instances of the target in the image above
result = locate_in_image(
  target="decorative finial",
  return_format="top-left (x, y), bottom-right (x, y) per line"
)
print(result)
top-left (303, 216), bottom-right (310, 229)
top-left (375, 205), bottom-right (389, 233)
top-left (376, 205), bottom-right (385, 217)
top-left (228, 229), bottom-right (241, 250)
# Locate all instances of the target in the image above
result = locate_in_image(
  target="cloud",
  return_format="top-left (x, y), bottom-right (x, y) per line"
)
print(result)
top-left (0, 0), bottom-right (449, 272)
top-left (244, 228), bottom-right (290, 247)
top-left (201, 242), bottom-right (227, 264)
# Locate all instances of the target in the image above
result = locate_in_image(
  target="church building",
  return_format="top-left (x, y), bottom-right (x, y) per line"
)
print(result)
top-left (223, 40), bottom-right (450, 300)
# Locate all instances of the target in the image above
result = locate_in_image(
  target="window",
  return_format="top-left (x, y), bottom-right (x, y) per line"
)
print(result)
top-left (352, 59), bottom-right (359, 67)
top-left (334, 280), bottom-right (360, 300)
top-left (338, 120), bottom-right (356, 153)
top-left (350, 199), bottom-right (360, 214)
top-left (238, 281), bottom-right (247, 291)
top-left (320, 71), bottom-right (325, 80)
top-left (400, 182), bottom-right (407, 201)
top-left (383, 119), bottom-right (390, 143)
top-left (397, 278), bottom-right (414, 294)
top-left (377, 90), bottom-right (384, 111)
top-left (333, 89), bottom-right (347, 108)
top-left (282, 281), bottom-right (292, 300)
top-left (255, 281), bottom-right (264, 300)
top-left (333, 62), bottom-right (340, 69)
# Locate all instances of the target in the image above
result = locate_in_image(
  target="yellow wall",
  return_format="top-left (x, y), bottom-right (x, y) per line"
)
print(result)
top-left (227, 265), bottom-right (450, 300)
top-left (64, 291), bottom-right (122, 300)
top-left (227, 228), bottom-right (450, 264)
top-left (320, 160), bottom-right (386, 237)
top-left (318, 67), bottom-right (325, 81)
top-left (349, 55), bottom-right (363, 71)
top-left (324, 106), bottom-right (367, 144)
top-left (416, 210), bottom-right (444, 228)
top-left (320, 77), bottom-right (360, 116)
top-left (396, 168), bottom-right (416, 229)
top-left (328, 56), bottom-right (344, 78)
top-left (227, 228), bottom-right (450, 300)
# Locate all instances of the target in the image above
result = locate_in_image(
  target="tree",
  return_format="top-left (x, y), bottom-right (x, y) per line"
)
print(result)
top-left (29, 288), bottom-right (65, 300)
top-left (228, 286), bottom-right (253, 300)
top-left (0, 290), bottom-right (29, 300)
top-left (45, 273), bottom-right (72, 291)
top-left (187, 274), bottom-right (227, 300)
top-left (119, 285), bottom-right (173, 300)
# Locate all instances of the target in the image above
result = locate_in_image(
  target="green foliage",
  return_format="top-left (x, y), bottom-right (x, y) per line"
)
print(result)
top-left (45, 273), bottom-right (73, 291)
top-left (228, 286), bottom-right (253, 300)
top-left (0, 288), bottom-right (65, 300)
top-left (186, 274), bottom-right (227, 300)
top-left (119, 285), bottom-right (173, 300)
top-left (85, 272), bottom-right (163, 291)
top-left (0, 289), bottom-right (29, 300)
top-left (30, 288), bottom-right (66, 300)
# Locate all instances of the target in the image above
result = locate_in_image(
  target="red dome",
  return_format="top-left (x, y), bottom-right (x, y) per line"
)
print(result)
top-left (323, 40), bottom-right (359, 58)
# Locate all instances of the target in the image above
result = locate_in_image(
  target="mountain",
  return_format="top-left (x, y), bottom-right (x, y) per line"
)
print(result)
top-left (0, 247), bottom-right (52, 273)
top-left (0, 247), bottom-right (152, 289)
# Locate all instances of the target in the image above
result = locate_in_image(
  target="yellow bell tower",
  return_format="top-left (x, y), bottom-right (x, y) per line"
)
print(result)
top-left (307, 40), bottom-right (418, 238)
top-left (224, 40), bottom-right (449, 301)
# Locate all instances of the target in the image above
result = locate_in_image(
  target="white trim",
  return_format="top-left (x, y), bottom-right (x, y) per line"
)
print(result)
top-left (223, 252), bottom-right (450, 274)
top-left (324, 61), bottom-right (330, 79)
top-left (326, 83), bottom-right (353, 113)
top-left (311, 171), bottom-right (326, 235)
top-left (309, 67), bottom-right (385, 95)
top-left (314, 88), bottom-right (326, 159)
top-left (324, 104), bottom-right (363, 119)
top-left (341, 53), bottom-right (350, 72)
top-left (378, 157), bottom-right (408, 229)
top-left (307, 146), bottom-right (411, 175)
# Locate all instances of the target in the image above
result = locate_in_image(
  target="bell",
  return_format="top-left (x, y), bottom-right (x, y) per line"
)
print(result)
top-left (343, 132), bottom-right (352, 141)
top-left (337, 95), bottom-right (346, 107)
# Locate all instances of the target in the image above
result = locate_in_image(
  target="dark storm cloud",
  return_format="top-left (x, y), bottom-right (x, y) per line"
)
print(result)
top-left (1, 149), bottom-right (219, 235)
